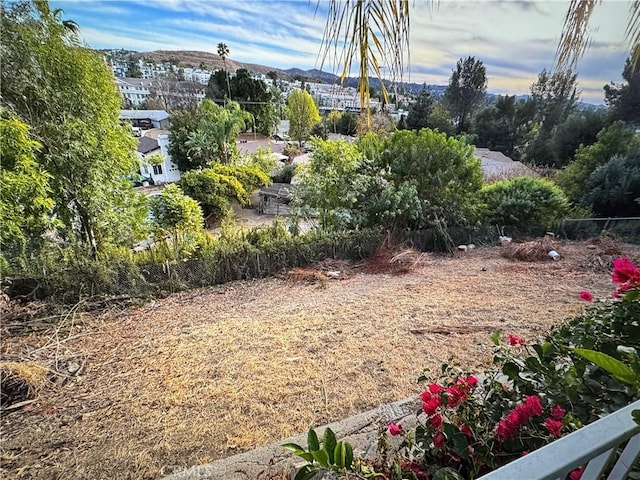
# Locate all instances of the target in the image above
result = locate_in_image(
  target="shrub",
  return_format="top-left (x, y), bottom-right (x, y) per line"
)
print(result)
top-left (582, 152), bottom-right (640, 217)
top-left (480, 176), bottom-right (569, 234)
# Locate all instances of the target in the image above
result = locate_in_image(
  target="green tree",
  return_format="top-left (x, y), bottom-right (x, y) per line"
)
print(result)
top-left (291, 139), bottom-right (368, 231)
top-left (168, 99), bottom-right (251, 170)
top-left (150, 184), bottom-right (203, 235)
top-left (287, 90), bottom-right (321, 147)
top-left (480, 176), bottom-right (569, 234)
top-left (229, 69), bottom-right (278, 135)
top-left (377, 129), bottom-right (484, 244)
top-left (549, 110), bottom-right (608, 167)
top-left (327, 109), bottom-right (342, 134)
top-left (604, 57), bottom-right (640, 124)
top-left (217, 42), bottom-right (231, 100)
top-left (179, 167), bottom-right (249, 223)
top-left (556, 121), bottom-right (637, 203)
top-left (426, 102), bottom-right (455, 136)
top-left (405, 87), bottom-right (434, 131)
top-left (583, 152), bottom-right (640, 217)
top-left (336, 111), bottom-right (358, 136)
top-left (1, 0), bottom-right (147, 255)
top-left (443, 56), bottom-right (487, 134)
top-left (0, 110), bottom-right (54, 257)
top-left (127, 53), bottom-right (142, 78)
top-left (525, 69), bottom-right (578, 166)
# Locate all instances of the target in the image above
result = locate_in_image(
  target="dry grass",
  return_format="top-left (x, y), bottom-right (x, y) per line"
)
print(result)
top-left (0, 362), bottom-right (49, 408)
top-left (1, 242), bottom-right (638, 480)
top-left (501, 236), bottom-right (559, 262)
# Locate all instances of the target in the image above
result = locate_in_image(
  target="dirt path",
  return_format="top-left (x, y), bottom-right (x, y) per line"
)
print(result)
top-left (0, 243), bottom-right (630, 479)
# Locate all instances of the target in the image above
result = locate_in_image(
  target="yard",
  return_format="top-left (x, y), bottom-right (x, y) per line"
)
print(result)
top-left (0, 242), bottom-right (633, 479)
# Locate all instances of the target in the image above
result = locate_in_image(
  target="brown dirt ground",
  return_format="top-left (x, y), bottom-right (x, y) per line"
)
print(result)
top-left (1, 242), bottom-right (638, 480)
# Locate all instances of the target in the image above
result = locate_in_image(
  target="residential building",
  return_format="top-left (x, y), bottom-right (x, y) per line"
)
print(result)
top-left (120, 110), bottom-right (171, 130)
top-left (116, 78), bottom-right (154, 106)
top-left (135, 131), bottom-right (181, 185)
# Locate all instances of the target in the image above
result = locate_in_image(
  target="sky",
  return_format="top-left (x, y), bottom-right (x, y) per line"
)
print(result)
top-left (53, 0), bottom-right (632, 104)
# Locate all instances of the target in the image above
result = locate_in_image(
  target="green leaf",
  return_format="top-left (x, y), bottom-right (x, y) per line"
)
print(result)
top-left (311, 448), bottom-right (330, 467)
top-left (307, 429), bottom-right (320, 452)
top-left (443, 423), bottom-right (469, 460)
top-left (502, 361), bottom-right (520, 380)
top-left (344, 441), bottom-right (354, 469)
top-left (322, 428), bottom-right (337, 464)
top-left (490, 329), bottom-right (501, 346)
top-left (294, 465), bottom-right (318, 480)
top-left (334, 441), bottom-right (345, 469)
top-left (632, 409), bottom-right (640, 426)
top-left (574, 348), bottom-right (640, 386)
top-left (433, 467), bottom-right (465, 480)
top-left (282, 443), bottom-right (305, 454)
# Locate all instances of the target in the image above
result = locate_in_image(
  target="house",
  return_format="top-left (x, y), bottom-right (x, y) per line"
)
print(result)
top-left (120, 109), bottom-right (170, 130)
top-left (474, 148), bottom-right (538, 181)
top-left (116, 78), bottom-right (155, 106)
top-left (135, 131), bottom-right (181, 185)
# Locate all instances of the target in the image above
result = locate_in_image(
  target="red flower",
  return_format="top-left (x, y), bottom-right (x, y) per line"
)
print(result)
top-left (496, 419), bottom-right (517, 440)
top-left (446, 385), bottom-right (467, 407)
top-left (459, 423), bottom-right (473, 438)
top-left (524, 395), bottom-right (543, 416)
top-left (612, 257), bottom-right (640, 285)
top-left (433, 432), bottom-right (446, 450)
top-left (388, 422), bottom-right (403, 436)
top-left (508, 334), bottom-right (526, 346)
top-left (522, 451), bottom-right (528, 456)
top-left (422, 397), bottom-right (441, 415)
top-left (429, 383), bottom-right (445, 394)
top-left (545, 418), bottom-right (563, 437)
top-left (420, 390), bottom-right (432, 402)
top-left (579, 291), bottom-right (593, 302)
top-left (429, 414), bottom-right (443, 429)
top-left (551, 405), bottom-right (566, 420)
top-left (465, 376), bottom-right (478, 388)
top-left (569, 467), bottom-right (585, 480)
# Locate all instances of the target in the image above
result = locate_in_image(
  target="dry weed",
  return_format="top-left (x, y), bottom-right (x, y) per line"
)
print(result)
top-left (501, 237), bottom-right (558, 262)
top-left (0, 361), bottom-right (49, 408)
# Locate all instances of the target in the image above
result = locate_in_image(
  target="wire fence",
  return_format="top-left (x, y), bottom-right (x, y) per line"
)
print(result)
top-left (559, 217), bottom-right (640, 243)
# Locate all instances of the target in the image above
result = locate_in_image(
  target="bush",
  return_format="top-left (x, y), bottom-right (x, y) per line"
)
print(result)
top-left (582, 152), bottom-right (640, 217)
top-left (480, 176), bottom-right (569, 234)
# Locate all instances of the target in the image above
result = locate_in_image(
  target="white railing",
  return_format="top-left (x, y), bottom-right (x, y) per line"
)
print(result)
top-left (480, 400), bottom-right (640, 480)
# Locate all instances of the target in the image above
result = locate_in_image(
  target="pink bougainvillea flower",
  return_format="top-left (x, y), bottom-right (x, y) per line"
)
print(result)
top-left (569, 468), bottom-right (585, 480)
top-left (524, 395), bottom-right (543, 416)
top-left (522, 451), bottom-right (528, 456)
top-left (459, 423), bottom-right (473, 438)
top-left (446, 385), bottom-right (467, 407)
top-left (422, 397), bottom-right (441, 415)
top-left (612, 257), bottom-right (640, 285)
top-left (388, 422), bottom-right (403, 436)
top-left (496, 419), bottom-right (517, 440)
top-left (434, 432), bottom-right (446, 450)
top-left (429, 414), bottom-right (443, 429)
top-left (508, 334), bottom-right (526, 346)
top-left (420, 390), bottom-right (432, 402)
top-left (551, 405), bottom-right (566, 420)
top-left (545, 418), bottom-right (564, 437)
top-left (579, 291), bottom-right (593, 302)
top-left (465, 376), bottom-right (479, 388)
top-left (429, 383), bottom-right (445, 394)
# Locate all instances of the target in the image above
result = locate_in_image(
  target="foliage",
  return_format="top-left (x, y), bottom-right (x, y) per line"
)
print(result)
top-left (356, 111), bottom-right (396, 137)
top-left (335, 111), bottom-right (358, 136)
top-left (583, 152), bottom-right (640, 217)
top-left (179, 167), bottom-right (250, 223)
top-left (480, 176), bottom-right (569, 234)
top-left (472, 96), bottom-right (536, 160)
top-left (443, 56), bottom-right (487, 134)
top-left (290, 139), bottom-right (368, 232)
top-left (556, 121), bottom-right (637, 203)
top-left (287, 90), bottom-right (321, 147)
top-left (168, 99), bottom-right (251, 170)
top-left (0, 110), bottom-right (54, 258)
top-left (149, 184), bottom-right (203, 235)
top-left (549, 110), bottom-right (608, 167)
top-left (216, 42), bottom-right (231, 99)
top-left (240, 146), bottom-right (278, 177)
top-left (525, 70), bottom-right (578, 166)
top-left (282, 428), bottom-right (354, 480)
top-left (211, 163), bottom-right (271, 193)
top-left (1, 0), bottom-right (148, 255)
top-left (377, 129), bottom-right (484, 236)
top-left (604, 57), bottom-right (640, 124)
top-left (405, 87), bottom-right (434, 131)
top-left (427, 102), bottom-right (455, 137)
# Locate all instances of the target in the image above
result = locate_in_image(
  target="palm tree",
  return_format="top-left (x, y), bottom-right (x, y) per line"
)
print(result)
top-left (217, 42), bottom-right (232, 101)
top-left (556, 0), bottom-right (639, 70)
top-left (319, 0), bottom-right (639, 109)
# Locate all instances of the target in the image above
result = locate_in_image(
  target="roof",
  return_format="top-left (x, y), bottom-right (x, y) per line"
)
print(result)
top-left (137, 136), bottom-right (160, 154)
top-left (120, 110), bottom-right (170, 122)
top-left (474, 148), bottom-right (537, 180)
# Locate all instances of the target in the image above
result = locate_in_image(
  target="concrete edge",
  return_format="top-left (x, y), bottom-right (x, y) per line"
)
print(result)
top-left (162, 396), bottom-right (420, 480)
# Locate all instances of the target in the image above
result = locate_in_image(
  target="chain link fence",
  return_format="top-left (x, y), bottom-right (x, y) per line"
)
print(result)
top-left (559, 217), bottom-right (640, 243)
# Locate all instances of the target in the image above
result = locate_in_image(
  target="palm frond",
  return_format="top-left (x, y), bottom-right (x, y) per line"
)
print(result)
top-left (555, 0), bottom-right (601, 72)
top-left (318, 0), bottom-right (414, 115)
top-left (627, 1), bottom-right (640, 68)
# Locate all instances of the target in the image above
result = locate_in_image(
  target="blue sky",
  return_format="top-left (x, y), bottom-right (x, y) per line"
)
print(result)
top-left (54, 0), bottom-right (631, 104)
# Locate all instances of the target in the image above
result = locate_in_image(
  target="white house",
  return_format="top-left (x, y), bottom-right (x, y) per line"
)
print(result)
top-left (120, 110), bottom-right (171, 130)
top-left (136, 133), bottom-right (181, 185)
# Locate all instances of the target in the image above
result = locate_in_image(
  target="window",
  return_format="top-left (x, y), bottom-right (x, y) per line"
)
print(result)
top-left (153, 164), bottom-right (163, 175)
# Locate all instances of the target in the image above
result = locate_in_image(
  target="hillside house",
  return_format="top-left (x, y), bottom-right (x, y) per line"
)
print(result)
top-left (474, 148), bottom-right (538, 181)
top-left (120, 110), bottom-right (170, 130)
top-left (135, 131), bottom-right (181, 185)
